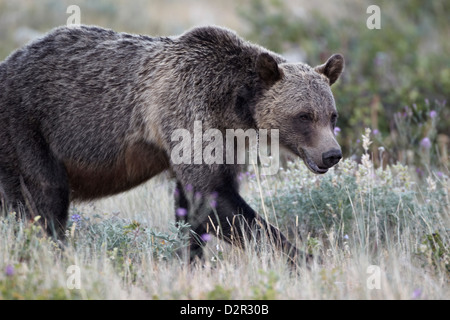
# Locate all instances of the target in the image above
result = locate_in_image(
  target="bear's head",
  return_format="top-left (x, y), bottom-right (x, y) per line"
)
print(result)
top-left (254, 53), bottom-right (344, 174)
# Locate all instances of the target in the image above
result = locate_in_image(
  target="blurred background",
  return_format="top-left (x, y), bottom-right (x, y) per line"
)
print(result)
top-left (1, 0), bottom-right (449, 176)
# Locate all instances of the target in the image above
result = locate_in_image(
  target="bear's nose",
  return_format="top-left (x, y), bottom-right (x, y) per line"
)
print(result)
top-left (322, 149), bottom-right (342, 168)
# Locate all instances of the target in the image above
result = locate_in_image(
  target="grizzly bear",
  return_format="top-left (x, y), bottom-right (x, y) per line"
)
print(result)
top-left (0, 25), bottom-right (343, 263)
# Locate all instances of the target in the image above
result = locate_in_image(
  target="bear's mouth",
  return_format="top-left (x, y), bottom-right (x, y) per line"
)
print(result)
top-left (299, 149), bottom-right (328, 175)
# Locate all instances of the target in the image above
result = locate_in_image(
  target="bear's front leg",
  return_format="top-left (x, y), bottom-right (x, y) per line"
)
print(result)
top-left (173, 166), bottom-right (311, 266)
top-left (205, 185), bottom-right (309, 265)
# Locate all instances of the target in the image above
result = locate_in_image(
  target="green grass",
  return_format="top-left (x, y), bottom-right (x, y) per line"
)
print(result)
top-left (1, 133), bottom-right (448, 300)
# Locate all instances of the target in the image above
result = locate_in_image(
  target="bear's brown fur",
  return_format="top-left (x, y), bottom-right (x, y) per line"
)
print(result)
top-left (0, 25), bottom-right (344, 263)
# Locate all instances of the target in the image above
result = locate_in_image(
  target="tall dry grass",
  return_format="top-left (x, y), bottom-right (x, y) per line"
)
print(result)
top-left (1, 131), bottom-right (448, 299)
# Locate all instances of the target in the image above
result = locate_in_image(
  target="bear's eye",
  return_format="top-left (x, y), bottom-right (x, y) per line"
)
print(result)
top-left (331, 113), bottom-right (338, 126)
top-left (297, 113), bottom-right (312, 122)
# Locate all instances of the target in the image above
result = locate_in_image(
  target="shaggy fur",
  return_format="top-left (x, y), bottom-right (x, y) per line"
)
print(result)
top-left (0, 25), bottom-right (344, 263)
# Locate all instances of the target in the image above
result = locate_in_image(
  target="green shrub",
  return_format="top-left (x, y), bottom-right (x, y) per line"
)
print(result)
top-left (66, 210), bottom-right (190, 263)
top-left (245, 130), bottom-right (449, 267)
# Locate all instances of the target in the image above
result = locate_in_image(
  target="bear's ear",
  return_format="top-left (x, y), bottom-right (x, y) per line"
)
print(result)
top-left (256, 52), bottom-right (283, 84)
top-left (314, 54), bottom-right (344, 85)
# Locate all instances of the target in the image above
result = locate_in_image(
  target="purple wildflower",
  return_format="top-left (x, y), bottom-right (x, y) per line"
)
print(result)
top-left (185, 184), bottom-right (193, 192)
top-left (412, 288), bottom-right (422, 299)
top-left (333, 127), bottom-right (341, 136)
top-left (420, 137), bottom-right (431, 149)
top-left (402, 106), bottom-right (410, 117)
top-left (210, 199), bottom-right (217, 209)
top-left (194, 191), bottom-right (202, 201)
top-left (416, 167), bottom-right (423, 176)
top-left (176, 207), bottom-right (188, 217)
top-left (70, 214), bottom-right (82, 223)
top-left (429, 110), bottom-right (437, 119)
top-left (5, 265), bottom-right (14, 277)
top-left (372, 129), bottom-right (379, 135)
top-left (201, 233), bottom-right (212, 242)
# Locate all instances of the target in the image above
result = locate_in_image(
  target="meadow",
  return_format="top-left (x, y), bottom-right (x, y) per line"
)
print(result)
top-left (0, 0), bottom-right (449, 300)
top-left (1, 130), bottom-right (448, 299)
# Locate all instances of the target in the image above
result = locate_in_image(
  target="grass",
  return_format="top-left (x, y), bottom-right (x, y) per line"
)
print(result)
top-left (0, 132), bottom-right (448, 300)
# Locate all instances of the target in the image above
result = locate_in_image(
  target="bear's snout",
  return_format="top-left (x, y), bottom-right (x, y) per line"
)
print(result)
top-left (322, 148), bottom-right (342, 168)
